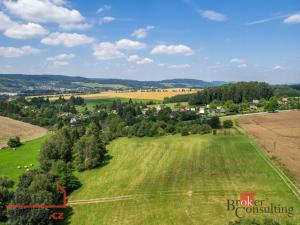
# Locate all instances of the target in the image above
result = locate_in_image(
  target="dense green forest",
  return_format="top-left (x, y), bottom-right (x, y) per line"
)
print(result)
top-left (273, 85), bottom-right (300, 97)
top-left (164, 82), bottom-right (300, 104)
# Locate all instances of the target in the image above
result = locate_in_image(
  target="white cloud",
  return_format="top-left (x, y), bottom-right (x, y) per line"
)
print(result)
top-left (0, 12), bottom-right (13, 29)
top-left (47, 53), bottom-right (75, 66)
top-left (230, 58), bottom-right (245, 64)
top-left (151, 44), bottom-right (194, 56)
top-left (93, 42), bottom-right (125, 60)
top-left (53, 61), bottom-right (69, 66)
top-left (168, 64), bottom-right (191, 69)
top-left (41, 32), bottom-right (94, 47)
top-left (246, 14), bottom-right (287, 26)
top-left (3, 0), bottom-right (84, 25)
top-left (183, 0), bottom-right (227, 22)
top-left (5, 23), bottom-right (48, 39)
top-left (59, 23), bottom-right (92, 30)
top-left (198, 10), bottom-right (227, 22)
top-left (93, 39), bottom-right (146, 61)
top-left (96, 5), bottom-right (111, 14)
top-left (50, 0), bottom-right (66, 5)
top-left (136, 58), bottom-right (153, 65)
top-left (128, 55), bottom-right (141, 62)
top-left (230, 58), bottom-right (248, 68)
top-left (127, 55), bottom-right (153, 64)
top-left (273, 65), bottom-right (284, 70)
top-left (47, 53), bottom-right (75, 61)
top-left (284, 13), bottom-right (300, 24)
top-left (238, 63), bottom-right (248, 68)
top-left (131, 26), bottom-right (154, 39)
top-left (0, 12), bottom-right (48, 39)
top-left (0, 45), bottom-right (40, 58)
top-left (116, 39), bottom-right (146, 50)
top-left (99, 16), bottom-right (116, 25)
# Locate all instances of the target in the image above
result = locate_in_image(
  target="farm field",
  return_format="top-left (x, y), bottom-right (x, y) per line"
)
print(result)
top-left (68, 134), bottom-right (300, 225)
top-left (78, 89), bottom-right (196, 100)
top-left (238, 110), bottom-right (300, 187)
top-left (31, 88), bottom-right (197, 101)
top-left (0, 134), bottom-right (50, 183)
top-left (0, 116), bottom-right (48, 148)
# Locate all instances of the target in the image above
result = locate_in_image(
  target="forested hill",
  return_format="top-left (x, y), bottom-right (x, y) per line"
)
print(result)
top-left (164, 82), bottom-right (275, 104)
top-left (0, 74), bottom-right (225, 94)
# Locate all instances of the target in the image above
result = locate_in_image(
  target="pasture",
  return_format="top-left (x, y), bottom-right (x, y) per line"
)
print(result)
top-left (68, 134), bottom-right (300, 225)
top-left (0, 134), bottom-right (50, 183)
top-left (0, 116), bottom-right (47, 148)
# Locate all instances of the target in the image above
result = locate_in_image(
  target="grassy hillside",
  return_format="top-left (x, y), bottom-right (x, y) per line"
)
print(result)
top-left (0, 134), bottom-right (50, 183)
top-left (69, 134), bottom-right (300, 225)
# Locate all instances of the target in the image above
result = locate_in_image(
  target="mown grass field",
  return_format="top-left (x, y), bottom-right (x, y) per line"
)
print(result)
top-left (0, 134), bottom-right (50, 183)
top-left (68, 134), bottom-right (300, 225)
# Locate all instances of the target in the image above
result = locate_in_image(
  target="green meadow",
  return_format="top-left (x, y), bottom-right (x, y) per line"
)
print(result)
top-left (68, 134), bottom-right (300, 225)
top-left (0, 134), bottom-right (50, 183)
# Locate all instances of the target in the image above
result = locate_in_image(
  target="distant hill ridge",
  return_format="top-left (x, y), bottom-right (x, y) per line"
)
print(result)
top-left (0, 74), bottom-right (226, 93)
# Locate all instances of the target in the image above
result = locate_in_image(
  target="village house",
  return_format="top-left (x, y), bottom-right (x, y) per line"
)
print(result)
top-left (141, 109), bottom-right (148, 115)
top-left (198, 107), bottom-right (205, 115)
top-left (70, 118), bottom-right (77, 125)
top-left (179, 107), bottom-right (187, 112)
top-left (281, 97), bottom-right (289, 104)
top-left (250, 105), bottom-right (258, 111)
top-left (216, 106), bottom-right (225, 113)
top-left (252, 99), bottom-right (259, 104)
top-left (59, 112), bottom-right (72, 117)
top-left (170, 111), bottom-right (177, 119)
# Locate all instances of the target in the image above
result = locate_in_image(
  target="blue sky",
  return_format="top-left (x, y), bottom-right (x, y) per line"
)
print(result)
top-left (0, 0), bottom-right (299, 83)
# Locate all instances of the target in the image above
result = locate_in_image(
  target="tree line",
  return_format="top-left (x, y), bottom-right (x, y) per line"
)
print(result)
top-left (164, 82), bottom-right (274, 105)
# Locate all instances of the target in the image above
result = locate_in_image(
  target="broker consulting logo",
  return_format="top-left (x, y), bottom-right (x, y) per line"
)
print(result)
top-left (227, 192), bottom-right (294, 218)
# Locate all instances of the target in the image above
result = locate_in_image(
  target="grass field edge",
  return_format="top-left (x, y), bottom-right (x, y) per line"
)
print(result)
top-left (246, 134), bottom-right (300, 202)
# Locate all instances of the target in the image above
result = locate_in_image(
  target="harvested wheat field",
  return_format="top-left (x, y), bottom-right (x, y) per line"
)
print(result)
top-left (238, 111), bottom-right (300, 186)
top-left (79, 89), bottom-right (197, 100)
top-left (32, 88), bottom-right (199, 101)
top-left (0, 116), bottom-right (47, 148)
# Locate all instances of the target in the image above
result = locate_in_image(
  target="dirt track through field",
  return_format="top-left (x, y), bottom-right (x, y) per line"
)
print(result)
top-left (0, 116), bottom-right (47, 148)
top-left (238, 111), bottom-right (300, 187)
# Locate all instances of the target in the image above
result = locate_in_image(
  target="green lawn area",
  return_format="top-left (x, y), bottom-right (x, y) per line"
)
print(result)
top-left (69, 134), bottom-right (300, 225)
top-left (0, 134), bottom-right (50, 183)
